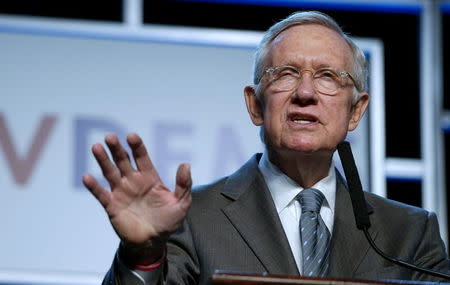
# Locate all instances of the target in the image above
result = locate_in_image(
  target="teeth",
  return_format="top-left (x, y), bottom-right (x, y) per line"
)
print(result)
top-left (293, 119), bottom-right (312, 124)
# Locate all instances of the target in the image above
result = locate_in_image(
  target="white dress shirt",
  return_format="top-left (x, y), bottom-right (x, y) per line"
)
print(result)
top-left (258, 152), bottom-right (336, 274)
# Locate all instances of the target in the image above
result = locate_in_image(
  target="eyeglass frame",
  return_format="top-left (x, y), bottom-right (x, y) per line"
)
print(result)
top-left (256, 65), bottom-right (360, 95)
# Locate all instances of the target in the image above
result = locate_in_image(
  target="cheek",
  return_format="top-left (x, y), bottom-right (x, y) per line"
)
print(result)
top-left (323, 98), bottom-right (353, 128)
top-left (263, 97), bottom-right (285, 124)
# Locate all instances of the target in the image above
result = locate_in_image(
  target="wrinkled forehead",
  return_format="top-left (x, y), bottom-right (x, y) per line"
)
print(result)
top-left (267, 24), bottom-right (354, 70)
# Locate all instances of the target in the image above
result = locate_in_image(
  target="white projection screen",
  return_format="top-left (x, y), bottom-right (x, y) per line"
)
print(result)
top-left (0, 16), bottom-right (385, 285)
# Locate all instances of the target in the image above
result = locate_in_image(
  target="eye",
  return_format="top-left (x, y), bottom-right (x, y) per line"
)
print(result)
top-left (316, 69), bottom-right (338, 80)
top-left (274, 67), bottom-right (299, 80)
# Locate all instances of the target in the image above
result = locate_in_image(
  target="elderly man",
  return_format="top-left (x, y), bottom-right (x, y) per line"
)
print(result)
top-left (83, 11), bottom-right (449, 284)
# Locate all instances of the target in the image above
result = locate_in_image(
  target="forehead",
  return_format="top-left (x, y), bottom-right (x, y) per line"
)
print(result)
top-left (268, 24), bottom-right (353, 69)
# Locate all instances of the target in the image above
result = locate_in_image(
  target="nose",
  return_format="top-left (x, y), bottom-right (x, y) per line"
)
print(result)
top-left (293, 71), bottom-right (318, 105)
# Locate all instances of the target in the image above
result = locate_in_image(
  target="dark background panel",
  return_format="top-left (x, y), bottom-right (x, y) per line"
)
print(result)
top-left (387, 179), bottom-right (422, 207)
top-left (0, 0), bottom-right (122, 21)
top-left (446, 132), bottom-right (450, 253)
top-left (444, 10), bottom-right (449, 109)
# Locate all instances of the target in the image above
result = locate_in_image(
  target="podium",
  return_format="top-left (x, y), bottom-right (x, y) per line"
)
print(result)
top-left (212, 271), bottom-right (443, 285)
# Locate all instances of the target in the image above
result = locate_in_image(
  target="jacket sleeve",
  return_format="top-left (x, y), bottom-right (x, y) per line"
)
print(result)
top-left (102, 219), bottom-right (200, 285)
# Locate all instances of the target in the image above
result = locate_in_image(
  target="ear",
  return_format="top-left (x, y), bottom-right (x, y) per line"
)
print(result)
top-left (244, 85), bottom-right (264, 126)
top-left (348, 92), bottom-right (369, 131)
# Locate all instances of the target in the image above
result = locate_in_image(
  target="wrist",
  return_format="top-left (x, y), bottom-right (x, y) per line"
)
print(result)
top-left (134, 247), bottom-right (167, 271)
top-left (119, 238), bottom-right (167, 268)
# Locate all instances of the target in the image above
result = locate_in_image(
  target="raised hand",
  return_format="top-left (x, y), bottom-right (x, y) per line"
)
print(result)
top-left (82, 133), bottom-right (192, 263)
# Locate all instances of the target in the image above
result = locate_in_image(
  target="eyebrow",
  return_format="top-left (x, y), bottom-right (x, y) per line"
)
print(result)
top-left (274, 62), bottom-right (344, 71)
top-left (276, 57), bottom-right (346, 69)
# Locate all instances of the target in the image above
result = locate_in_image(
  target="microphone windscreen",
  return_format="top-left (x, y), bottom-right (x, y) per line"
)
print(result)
top-left (337, 141), bottom-right (371, 229)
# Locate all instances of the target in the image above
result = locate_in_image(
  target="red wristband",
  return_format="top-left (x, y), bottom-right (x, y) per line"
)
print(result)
top-left (134, 247), bottom-right (167, 271)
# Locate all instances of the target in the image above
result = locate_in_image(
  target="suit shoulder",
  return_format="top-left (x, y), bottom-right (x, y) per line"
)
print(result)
top-left (189, 153), bottom-right (262, 204)
top-left (364, 191), bottom-right (432, 220)
top-left (191, 176), bottom-right (229, 203)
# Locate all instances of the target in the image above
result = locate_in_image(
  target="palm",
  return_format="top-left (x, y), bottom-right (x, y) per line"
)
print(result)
top-left (83, 133), bottom-right (192, 245)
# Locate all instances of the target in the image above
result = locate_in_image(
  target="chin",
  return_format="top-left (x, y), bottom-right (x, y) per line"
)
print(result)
top-left (288, 137), bottom-right (318, 151)
top-left (284, 139), bottom-right (334, 156)
top-left (283, 142), bottom-right (321, 155)
top-left (291, 146), bottom-right (320, 155)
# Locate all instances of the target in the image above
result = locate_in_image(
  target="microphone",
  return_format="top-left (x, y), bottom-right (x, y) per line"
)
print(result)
top-left (337, 141), bottom-right (450, 280)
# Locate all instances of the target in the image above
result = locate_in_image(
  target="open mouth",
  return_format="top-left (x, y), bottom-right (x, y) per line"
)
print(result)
top-left (292, 118), bottom-right (316, 124)
top-left (289, 114), bottom-right (318, 124)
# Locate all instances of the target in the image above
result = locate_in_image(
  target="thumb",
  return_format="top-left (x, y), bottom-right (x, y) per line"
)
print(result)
top-left (174, 163), bottom-right (192, 199)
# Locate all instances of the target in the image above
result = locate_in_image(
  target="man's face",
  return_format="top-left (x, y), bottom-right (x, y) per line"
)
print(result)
top-left (245, 24), bottom-right (368, 157)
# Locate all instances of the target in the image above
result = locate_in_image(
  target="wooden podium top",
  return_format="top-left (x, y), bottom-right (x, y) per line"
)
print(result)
top-left (212, 271), bottom-right (444, 285)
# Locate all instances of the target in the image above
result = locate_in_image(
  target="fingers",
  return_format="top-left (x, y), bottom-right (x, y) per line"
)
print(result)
top-left (127, 133), bottom-right (156, 173)
top-left (82, 174), bottom-right (111, 209)
top-left (105, 134), bottom-right (134, 176)
top-left (92, 143), bottom-right (121, 188)
top-left (174, 163), bottom-right (192, 201)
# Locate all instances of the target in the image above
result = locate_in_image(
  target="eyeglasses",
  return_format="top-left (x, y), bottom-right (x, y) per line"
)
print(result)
top-left (259, 65), bottom-right (358, 95)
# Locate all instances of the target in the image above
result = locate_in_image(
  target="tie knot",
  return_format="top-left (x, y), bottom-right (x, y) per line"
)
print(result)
top-left (297, 188), bottom-right (325, 213)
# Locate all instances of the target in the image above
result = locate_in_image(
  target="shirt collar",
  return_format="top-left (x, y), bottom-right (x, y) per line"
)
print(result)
top-left (258, 152), bottom-right (336, 215)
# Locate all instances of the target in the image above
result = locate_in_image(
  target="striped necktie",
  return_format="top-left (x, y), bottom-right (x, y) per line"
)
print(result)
top-left (297, 188), bottom-right (331, 277)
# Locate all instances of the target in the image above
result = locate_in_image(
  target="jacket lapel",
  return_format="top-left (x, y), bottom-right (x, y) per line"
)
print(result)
top-left (328, 172), bottom-right (379, 278)
top-left (220, 154), bottom-right (299, 276)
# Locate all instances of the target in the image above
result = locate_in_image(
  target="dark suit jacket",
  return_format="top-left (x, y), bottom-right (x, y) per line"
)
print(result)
top-left (104, 154), bottom-right (450, 284)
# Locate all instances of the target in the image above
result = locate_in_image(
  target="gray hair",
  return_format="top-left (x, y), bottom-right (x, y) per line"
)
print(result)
top-left (253, 11), bottom-right (368, 104)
